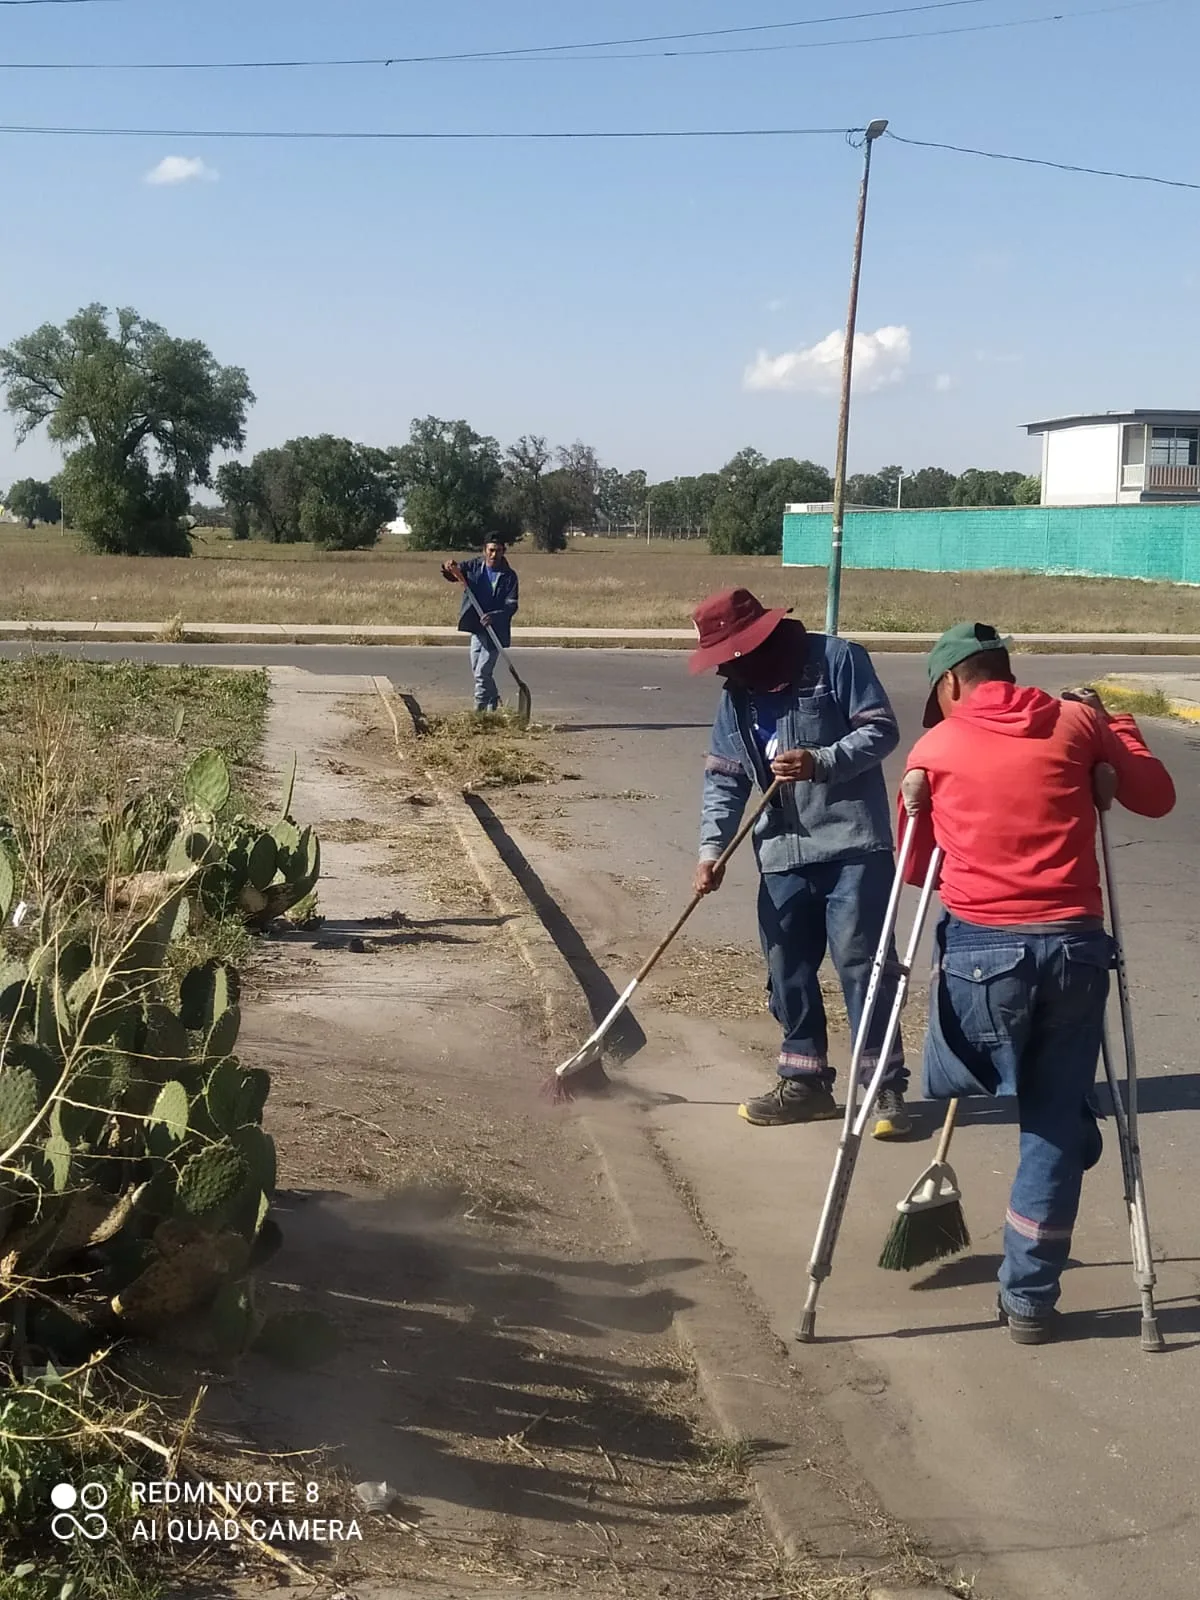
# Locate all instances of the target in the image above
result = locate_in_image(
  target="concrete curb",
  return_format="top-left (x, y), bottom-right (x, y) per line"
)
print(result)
top-left (369, 678), bottom-right (592, 1048)
top-left (5, 617), bottom-right (1200, 654)
top-left (373, 678), bottom-right (952, 1596)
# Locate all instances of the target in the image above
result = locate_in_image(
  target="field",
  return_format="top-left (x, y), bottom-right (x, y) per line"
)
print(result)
top-left (4, 524), bottom-right (1200, 634)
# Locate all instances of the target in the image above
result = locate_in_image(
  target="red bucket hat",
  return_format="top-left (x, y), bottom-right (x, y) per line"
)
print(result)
top-left (689, 588), bottom-right (791, 676)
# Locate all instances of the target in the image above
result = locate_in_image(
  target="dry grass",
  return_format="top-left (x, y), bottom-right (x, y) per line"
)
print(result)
top-left (656, 939), bottom-right (850, 1029)
top-left (3, 525), bottom-right (1200, 634)
top-left (1092, 683), bottom-right (1179, 719)
top-left (417, 707), bottom-right (557, 788)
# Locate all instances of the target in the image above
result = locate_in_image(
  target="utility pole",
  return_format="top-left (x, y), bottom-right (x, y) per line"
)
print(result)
top-left (824, 118), bottom-right (888, 638)
top-left (896, 469), bottom-right (904, 510)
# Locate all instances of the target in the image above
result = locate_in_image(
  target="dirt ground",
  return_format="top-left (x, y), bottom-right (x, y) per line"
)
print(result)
top-left (193, 674), bottom-right (915, 1600)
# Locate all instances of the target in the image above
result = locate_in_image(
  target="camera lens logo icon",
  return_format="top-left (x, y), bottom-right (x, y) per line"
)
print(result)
top-left (50, 1482), bottom-right (110, 1542)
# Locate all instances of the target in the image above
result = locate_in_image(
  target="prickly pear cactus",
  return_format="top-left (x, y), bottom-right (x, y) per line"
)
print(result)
top-left (184, 749), bottom-right (232, 816)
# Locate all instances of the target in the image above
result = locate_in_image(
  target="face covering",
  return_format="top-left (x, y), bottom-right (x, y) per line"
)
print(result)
top-left (718, 619), bottom-right (806, 693)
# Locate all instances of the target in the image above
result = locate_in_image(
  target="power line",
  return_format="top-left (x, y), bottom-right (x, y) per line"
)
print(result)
top-left (0, 122), bottom-right (862, 141)
top-left (0, 118), bottom-right (1195, 193)
top-left (886, 131), bottom-right (1200, 191)
top-left (0, 0), bottom-right (1120, 70)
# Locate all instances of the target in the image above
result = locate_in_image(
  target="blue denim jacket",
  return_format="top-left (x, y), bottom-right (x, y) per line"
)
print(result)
top-left (456, 557), bottom-right (519, 648)
top-left (699, 632), bottom-right (899, 872)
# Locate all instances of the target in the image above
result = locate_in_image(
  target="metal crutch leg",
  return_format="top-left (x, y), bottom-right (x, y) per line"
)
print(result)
top-left (1094, 764), bottom-right (1164, 1353)
top-left (837, 819), bottom-right (918, 1137)
top-left (795, 843), bottom-right (944, 1344)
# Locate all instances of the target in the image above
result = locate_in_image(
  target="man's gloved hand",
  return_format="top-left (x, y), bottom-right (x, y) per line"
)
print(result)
top-left (900, 768), bottom-right (931, 817)
top-left (693, 860), bottom-right (726, 896)
top-left (440, 560), bottom-right (463, 583)
top-left (771, 748), bottom-right (815, 783)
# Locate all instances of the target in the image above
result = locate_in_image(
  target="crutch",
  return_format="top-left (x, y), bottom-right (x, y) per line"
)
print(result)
top-left (796, 773), bottom-right (944, 1343)
top-left (1093, 762), bottom-right (1165, 1354)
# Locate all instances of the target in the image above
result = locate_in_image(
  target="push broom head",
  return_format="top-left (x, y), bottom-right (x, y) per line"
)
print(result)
top-left (878, 1161), bottom-right (970, 1272)
top-left (540, 1037), bottom-right (611, 1105)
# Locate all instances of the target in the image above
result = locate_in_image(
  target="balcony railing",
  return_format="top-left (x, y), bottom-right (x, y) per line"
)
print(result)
top-left (1146, 463), bottom-right (1200, 492)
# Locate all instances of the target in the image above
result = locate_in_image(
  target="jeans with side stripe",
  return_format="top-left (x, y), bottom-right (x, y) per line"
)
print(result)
top-left (928, 916), bottom-right (1112, 1316)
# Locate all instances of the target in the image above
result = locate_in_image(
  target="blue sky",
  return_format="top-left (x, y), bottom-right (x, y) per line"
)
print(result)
top-left (0, 0), bottom-right (1197, 489)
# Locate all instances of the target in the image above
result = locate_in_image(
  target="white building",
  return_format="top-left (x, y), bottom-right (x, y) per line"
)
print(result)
top-left (1026, 410), bottom-right (1200, 507)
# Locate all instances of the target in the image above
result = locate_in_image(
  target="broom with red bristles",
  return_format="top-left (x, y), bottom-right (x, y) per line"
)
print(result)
top-left (544, 778), bottom-right (784, 1103)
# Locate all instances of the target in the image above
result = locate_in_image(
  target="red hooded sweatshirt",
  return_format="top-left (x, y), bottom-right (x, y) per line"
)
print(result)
top-left (898, 682), bottom-right (1176, 926)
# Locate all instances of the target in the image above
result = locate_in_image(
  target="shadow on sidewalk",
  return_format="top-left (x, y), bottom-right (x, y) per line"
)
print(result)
top-left (465, 792), bottom-right (648, 1064)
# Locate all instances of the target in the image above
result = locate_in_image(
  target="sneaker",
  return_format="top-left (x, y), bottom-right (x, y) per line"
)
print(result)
top-left (738, 1077), bottom-right (839, 1127)
top-left (872, 1088), bottom-right (913, 1141)
top-left (998, 1295), bottom-right (1058, 1346)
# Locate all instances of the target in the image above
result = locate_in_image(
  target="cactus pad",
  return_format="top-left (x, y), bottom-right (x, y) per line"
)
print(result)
top-left (0, 841), bottom-right (14, 924)
top-left (184, 749), bottom-right (231, 815)
top-left (0, 1067), bottom-right (41, 1148)
top-left (150, 1081), bottom-right (190, 1143)
top-left (111, 1230), bottom-right (249, 1330)
top-left (247, 835), bottom-right (278, 891)
top-left (177, 1144), bottom-right (249, 1219)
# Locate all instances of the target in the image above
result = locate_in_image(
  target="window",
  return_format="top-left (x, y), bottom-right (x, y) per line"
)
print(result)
top-left (1149, 426), bottom-right (1199, 467)
top-left (1122, 425), bottom-right (1145, 466)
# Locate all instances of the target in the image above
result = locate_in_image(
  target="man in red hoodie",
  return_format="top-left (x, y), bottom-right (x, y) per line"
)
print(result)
top-left (900, 623), bottom-right (1175, 1344)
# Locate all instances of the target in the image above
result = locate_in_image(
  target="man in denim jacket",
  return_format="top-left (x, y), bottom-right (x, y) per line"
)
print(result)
top-left (691, 587), bottom-right (912, 1137)
top-left (441, 538), bottom-right (519, 712)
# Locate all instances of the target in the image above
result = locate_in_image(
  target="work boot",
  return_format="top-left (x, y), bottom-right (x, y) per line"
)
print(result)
top-left (998, 1295), bottom-right (1058, 1346)
top-left (872, 1087), bottom-right (913, 1141)
top-left (739, 1077), bottom-right (838, 1127)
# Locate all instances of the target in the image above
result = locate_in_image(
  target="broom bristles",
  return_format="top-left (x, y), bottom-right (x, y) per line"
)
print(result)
top-left (878, 1201), bottom-right (971, 1272)
top-left (540, 1057), bottom-right (611, 1104)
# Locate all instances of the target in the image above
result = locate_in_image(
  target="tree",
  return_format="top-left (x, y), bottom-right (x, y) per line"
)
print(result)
top-left (502, 435), bottom-right (571, 551)
top-left (392, 416), bottom-right (506, 551)
top-left (951, 468), bottom-right (1026, 508)
top-left (218, 438), bottom-right (396, 550)
top-left (900, 466), bottom-right (957, 508)
top-left (292, 435), bottom-right (397, 551)
top-left (214, 461), bottom-right (256, 540)
top-left (1013, 474), bottom-right (1042, 505)
top-left (0, 304), bottom-right (251, 556)
top-left (6, 477), bottom-right (61, 527)
top-left (556, 441), bottom-right (601, 531)
top-left (708, 451), bottom-right (831, 556)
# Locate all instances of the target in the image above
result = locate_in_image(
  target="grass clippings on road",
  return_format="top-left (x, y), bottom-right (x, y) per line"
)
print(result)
top-left (7, 524), bottom-right (1200, 636)
top-left (418, 707), bottom-right (557, 788)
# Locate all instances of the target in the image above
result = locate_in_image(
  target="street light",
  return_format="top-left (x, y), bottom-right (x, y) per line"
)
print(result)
top-left (824, 117), bottom-right (888, 638)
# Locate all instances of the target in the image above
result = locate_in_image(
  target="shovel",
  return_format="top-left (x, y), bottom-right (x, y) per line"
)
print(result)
top-left (452, 566), bottom-right (532, 727)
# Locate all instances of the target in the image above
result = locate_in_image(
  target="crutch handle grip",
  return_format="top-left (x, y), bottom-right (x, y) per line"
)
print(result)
top-left (900, 768), bottom-right (931, 817)
top-left (1093, 762), bottom-right (1118, 814)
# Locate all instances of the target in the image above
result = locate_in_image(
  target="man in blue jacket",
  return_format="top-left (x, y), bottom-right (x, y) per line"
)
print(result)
top-left (440, 539), bottom-right (520, 713)
top-left (691, 587), bottom-right (912, 1137)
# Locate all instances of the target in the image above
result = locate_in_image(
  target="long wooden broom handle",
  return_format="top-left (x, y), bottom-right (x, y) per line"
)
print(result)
top-left (633, 778), bottom-right (785, 984)
top-left (935, 1098), bottom-right (961, 1164)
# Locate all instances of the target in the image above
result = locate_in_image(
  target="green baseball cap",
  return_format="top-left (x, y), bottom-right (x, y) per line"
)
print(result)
top-left (923, 621), bottom-right (1013, 727)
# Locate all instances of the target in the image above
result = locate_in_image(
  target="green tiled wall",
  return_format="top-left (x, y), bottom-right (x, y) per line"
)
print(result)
top-left (782, 505), bottom-right (1200, 583)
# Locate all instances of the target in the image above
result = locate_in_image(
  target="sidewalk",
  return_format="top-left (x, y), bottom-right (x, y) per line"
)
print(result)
top-left (1102, 670), bottom-right (1200, 718)
top-left (5, 618), bottom-right (1200, 651)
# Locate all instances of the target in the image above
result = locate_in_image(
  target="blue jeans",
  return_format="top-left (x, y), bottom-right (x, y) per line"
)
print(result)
top-left (757, 853), bottom-right (907, 1093)
top-left (925, 916), bottom-right (1113, 1315)
top-left (469, 633), bottom-right (501, 712)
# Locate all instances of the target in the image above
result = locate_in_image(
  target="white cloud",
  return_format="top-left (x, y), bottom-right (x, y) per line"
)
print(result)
top-left (145, 155), bottom-right (219, 187)
top-left (765, 297), bottom-right (787, 314)
top-left (934, 373), bottom-right (956, 393)
top-left (744, 325), bottom-right (911, 395)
